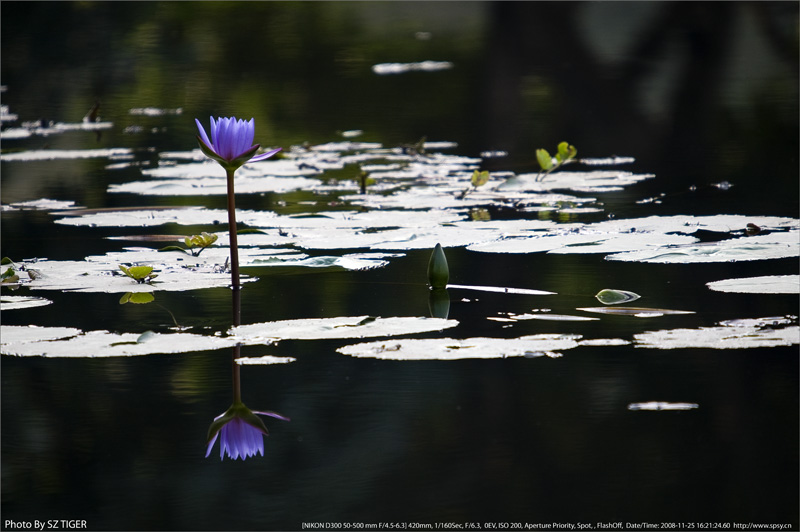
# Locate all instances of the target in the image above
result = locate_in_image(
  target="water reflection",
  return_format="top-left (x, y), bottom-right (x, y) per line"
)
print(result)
top-left (427, 288), bottom-right (450, 319)
top-left (205, 284), bottom-right (289, 461)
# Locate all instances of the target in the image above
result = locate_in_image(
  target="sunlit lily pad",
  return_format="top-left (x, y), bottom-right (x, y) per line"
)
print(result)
top-left (14, 258), bottom-right (253, 293)
top-left (0, 121), bottom-right (113, 140)
top-left (235, 356), bottom-right (296, 365)
top-left (230, 316), bottom-right (458, 341)
top-left (0, 325), bottom-right (259, 357)
top-left (634, 318), bottom-right (799, 349)
top-left (337, 334), bottom-right (581, 360)
top-left (628, 402), bottom-right (698, 411)
top-left (606, 231), bottom-right (799, 263)
top-left (578, 307), bottom-right (695, 318)
top-left (1, 147), bottom-right (130, 161)
top-left (372, 60), bottom-right (454, 75)
top-left (499, 170), bottom-right (655, 193)
top-left (468, 215), bottom-right (798, 257)
top-left (447, 284), bottom-right (555, 296)
top-left (595, 288), bottom-right (641, 305)
top-left (1, 296), bottom-right (53, 310)
top-left (2, 198), bottom-right (79, 211)
top-left (513, 313), bottom-right (600, 322)
top-left (706, 275), bottom-right (800, 294)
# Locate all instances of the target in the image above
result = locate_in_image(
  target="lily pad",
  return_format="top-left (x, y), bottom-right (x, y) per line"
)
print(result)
top-left (512, 313), bottom-right (600, 322)
top-left (235, 356), bottom-right (296, 365)
top-left (3, 198), bottom-right (79, 211)
top-left (0, 325), bottom-right (262, 357)
top-left (1, 296), bottom-right (53, 310)
top-left (498, 170), bottom-right (655, 193)
top-left (446, 284), bottom-right (556, 296)
top-left (634, 319), bottom-right (800, 349)
top-left (230, 316), bottom-right (458, 341)
top-left (595, 288), bottom-right (641, 305)
top-left (606, 231), bottom-right (799, 263)
top-left (337, 334), bottom-right (580, 360)
top-left (706, 275), bottom-right (800, 294)
top-left (1, 147), bottom-right (130, 161)
top-left (578, 307), bottom-right (695, 318)
top-left (627, 402), bottom-right (698, 411)
top-left (372, 61), bottom-right (454, 75)
top-left (14, 258), bottom-right (253, 293)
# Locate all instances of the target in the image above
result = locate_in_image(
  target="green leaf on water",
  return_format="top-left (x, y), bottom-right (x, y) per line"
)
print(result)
top-left (184, 232), bottom-right (218, 249)
top-left (119, 265), bottom-right (156, 283)
top-left (1, 267), bottom-right (19, 282)
top-left (595, 288), bottom-right (641, 305)
top-left (427, 243), bottom-right (450, 289)
top-left (536, 149), bottom-right (553, 171)
top-left (471, 170), bottom-right (490, 188)
top-left (555, 141), bottom-right (577, 163)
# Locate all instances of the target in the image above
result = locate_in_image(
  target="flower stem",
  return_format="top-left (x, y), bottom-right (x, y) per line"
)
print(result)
top-left (225, 168), bottom-right (241, 291)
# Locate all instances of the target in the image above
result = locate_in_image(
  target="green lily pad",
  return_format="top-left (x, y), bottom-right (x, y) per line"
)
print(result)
top-left (595, 288), bottom-right (641, 305)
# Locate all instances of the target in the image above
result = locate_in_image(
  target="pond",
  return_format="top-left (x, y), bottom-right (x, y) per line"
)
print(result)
top-left (1, 3), bottom-right (798, 531)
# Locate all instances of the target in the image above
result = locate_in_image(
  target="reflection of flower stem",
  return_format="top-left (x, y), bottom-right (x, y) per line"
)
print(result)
top-left (155, 303), bottom-right (180, 328)
top-left (232, 286), bottom-right (242, 403)
top-left (226, 168), bottom-right (241, 291)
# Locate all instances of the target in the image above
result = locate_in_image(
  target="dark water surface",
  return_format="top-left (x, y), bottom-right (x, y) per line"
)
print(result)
top-left (2, 3), bottom-right (798, 531)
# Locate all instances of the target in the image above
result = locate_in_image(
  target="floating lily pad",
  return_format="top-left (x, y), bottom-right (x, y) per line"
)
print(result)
top-left (634, 318), bottom-right (800, 349)
top-left (372, 60), bottom-right (454, 75)
top-left (3, 198), bottom-right (79, 211)
top-left (447, 284), bottom-right (556, 296)
top-left (499, 170), bottom-right (655, 193)
top-left (230, 316), bottom-right (458, 341)
top-left (337, 334), bottom-right (580, 360)
top-left (468, 215), bottom-right (798, 258)
top-left (606, 231), bottom-right (799, 263)
top-left (129, 107), bottom-right (183, 116)
top-left (235, 356), bottom-right (296, 365)
top-left (706, 275), bottom-right (800, 294)
top-left (0, 121), bottom-right (113, 141)
top-left (0, 325), bottom-right (261, 357)
top-left (1, 296), bottom-right (53, 310)
top-left (513, 313), bottom-right (600, 322)
top-left (595, 288), bottom-right (641, 305)
top-left (628, 402), bottom-right (698, 411)
top-left (1, 147), bottom-right (130, 161)
top-left (14, 258), bottom-right (253, 293)
top-left (578, 307), bottom-right (695, 318)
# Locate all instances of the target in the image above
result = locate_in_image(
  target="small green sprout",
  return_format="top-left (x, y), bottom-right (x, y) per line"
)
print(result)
top-left (401, 136), bottom-right (427, 156)
top-left (159, 232), bottom-right (218, 256)
top-left (1, 258), bottom-right (22, 286)
top-left (184, 232), bottom-right (218, 256)
top-left (460, 169), bottom-right (490, 199)
top-left (1, 266), bottom-right (20, 285)
top-left (358, 169), bottom-right (376, 195)
top-left (119, 265), bottom-right (158, 284)
top-left (536, 141), bottom-right (577, 181)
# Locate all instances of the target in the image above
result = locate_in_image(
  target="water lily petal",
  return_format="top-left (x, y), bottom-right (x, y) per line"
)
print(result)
top-left (195, 118), bottom-right (212, 149)
top-left (249, 147), bottom-right (282, 162)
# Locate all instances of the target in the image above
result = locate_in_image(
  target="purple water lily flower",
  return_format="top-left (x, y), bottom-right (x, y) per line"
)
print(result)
top-left (196, 116), bottom-right (281, 172)
top-left (206, 402), bottom-right (290, 461)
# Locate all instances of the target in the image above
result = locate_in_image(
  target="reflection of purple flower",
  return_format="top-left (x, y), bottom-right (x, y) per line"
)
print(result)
top-left (196, 116), bottom-right (281, 172)
top-left (206, 402), bottom-right (290, 461)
